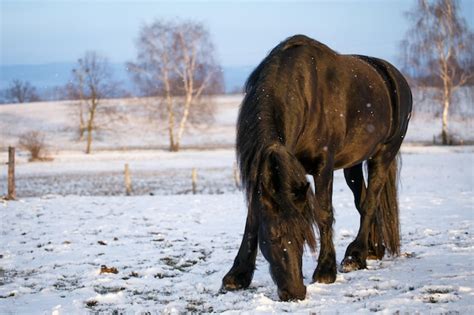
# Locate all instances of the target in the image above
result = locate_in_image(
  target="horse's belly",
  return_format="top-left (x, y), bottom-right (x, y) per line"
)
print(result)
top-left (333, 138), bottom-right (384, 170)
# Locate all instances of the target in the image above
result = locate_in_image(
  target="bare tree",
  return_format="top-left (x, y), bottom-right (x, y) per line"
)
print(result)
top-left (128, 20), bottom-right (223, 151)
top-left (401, 0), bottom-right (473, 144)
top-left (67, 51), bottom-right (117, 153)
top-left (63, 79), bottom-right (87, 140)
top-left (4, 80), bottom-right (40, 103)
top-left (18, 131), bottom-right (51, 161)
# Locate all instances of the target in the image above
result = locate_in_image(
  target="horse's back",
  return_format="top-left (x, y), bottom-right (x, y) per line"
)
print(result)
top-left (244, 35), bottom-right (336, 94)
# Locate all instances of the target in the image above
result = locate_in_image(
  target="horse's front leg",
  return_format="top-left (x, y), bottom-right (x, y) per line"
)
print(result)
top-left (222, 211), bottom-right (258, 291)
top-left (312, 166), bottom-right (337, 284)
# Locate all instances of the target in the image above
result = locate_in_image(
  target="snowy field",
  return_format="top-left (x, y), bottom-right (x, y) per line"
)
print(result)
top-left (1, 146), bottom-right (473, 314)
top-left (0, 150), bottom-right (238, 197)
top-left (1, 93), bottom-right (473, 313)
top-left (0, 90), bottom-right (473, 153)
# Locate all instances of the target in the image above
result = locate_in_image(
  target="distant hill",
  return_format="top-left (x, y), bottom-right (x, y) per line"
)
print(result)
top-left (0, 63), bottom-right (254, 98)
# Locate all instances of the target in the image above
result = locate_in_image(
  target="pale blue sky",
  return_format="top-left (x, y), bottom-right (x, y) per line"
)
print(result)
top-left (1, 0), bottom-right (473, 68)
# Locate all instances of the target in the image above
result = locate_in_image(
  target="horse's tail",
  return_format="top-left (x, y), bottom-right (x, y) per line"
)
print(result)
top-left (377, 154), bottom-right (401, 256)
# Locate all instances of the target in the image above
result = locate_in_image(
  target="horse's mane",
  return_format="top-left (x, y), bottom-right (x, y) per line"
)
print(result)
top-left (237, 35), bottom-right (328, 199)
top-left (236, 35), bottom-right (320, 252)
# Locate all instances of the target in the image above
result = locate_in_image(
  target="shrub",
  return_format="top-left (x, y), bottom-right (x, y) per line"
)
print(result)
top-left (18, 131), bottom-right (52, 162)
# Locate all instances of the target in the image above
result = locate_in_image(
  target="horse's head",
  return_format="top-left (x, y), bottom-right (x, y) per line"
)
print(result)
top-left (255, 146), bottom-right (317, 301)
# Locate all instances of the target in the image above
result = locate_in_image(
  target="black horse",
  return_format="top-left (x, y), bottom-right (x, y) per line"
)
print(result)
top-left (222, 35), bottom-right (412, 301)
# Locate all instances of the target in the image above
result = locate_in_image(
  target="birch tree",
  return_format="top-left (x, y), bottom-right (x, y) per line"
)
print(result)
top-left (401, 0), bottom-right (473, 144)
top-left (128, 20), bottom-right (222, 151)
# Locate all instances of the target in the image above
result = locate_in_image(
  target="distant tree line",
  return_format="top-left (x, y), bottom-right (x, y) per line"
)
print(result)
top-left (1, 80), bottom-right (41, 103)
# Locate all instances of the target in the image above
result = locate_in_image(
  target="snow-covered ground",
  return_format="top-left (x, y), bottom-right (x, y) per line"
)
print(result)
top-left (0, 92), bottom-right (473, 313)
top-left (0, 149), bottom-right (238, 197)
top-left (1, 147), bottom-right (473, 314)
top-left (0, 146), bottom-right (471, 199)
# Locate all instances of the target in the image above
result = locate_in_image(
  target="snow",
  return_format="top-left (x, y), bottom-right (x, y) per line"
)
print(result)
top-left (1, 148), bottom-right (473, 313)
top-left (0, 149), bottom-right (238, 197)
top-left (1, 92), bottom-right (473, 313)
top-left (0, 90), bottom-right (473, 152)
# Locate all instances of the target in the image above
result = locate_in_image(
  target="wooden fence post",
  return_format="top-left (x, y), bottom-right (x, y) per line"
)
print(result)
top-left (124, 163), bottom-right (132, 196)
top-left (192, 168), bottom-right (197, 195)
top-left (7, 146), bottom-right (16, 200)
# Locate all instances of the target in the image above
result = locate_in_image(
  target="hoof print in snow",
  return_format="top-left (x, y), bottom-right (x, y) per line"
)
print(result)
top-left (419, 285), bottom-right (460, 304)
top-left (100, 265), bottom-right (118, 274)
top-left (160, 256), bottom-right (179, 267)
top-left (159, 255), bottom-right (198, 272)
top-left (122, 271), bottom-right (140, 280)
top-left (94, 285), bottom-right (126, 294)
top-left (401, 252), bottom-right (416, 258)
top-left (0, 292), bottom-right (15, 299)
top-left (85, 300), bottom-right (98, 307)
top-left (186, 299), bottom-right (213, 313)
top-left (154, 272), bottom-right (177, 279)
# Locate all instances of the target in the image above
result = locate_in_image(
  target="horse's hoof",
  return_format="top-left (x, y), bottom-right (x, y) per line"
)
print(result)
top-left (313, 266), bottom-right (337, 284)
top-left (221, 273), bottom-right (251, 291)
top-left (314, 272), bottom-right (336, 284)
top-left (278, 286), bottom-right (307, 301)
top-left (221, 282), bottom-right (243, 291)
top-left (340, 256), bottom-right (366, 273)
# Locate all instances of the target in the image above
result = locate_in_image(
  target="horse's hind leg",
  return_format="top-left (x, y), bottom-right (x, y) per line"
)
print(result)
top-left (344, 164), bottom-right (385, 260)
top-left (222, 211), bottom-right (258, 291)
top-left (341, 152), bottom-right (397, 272)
